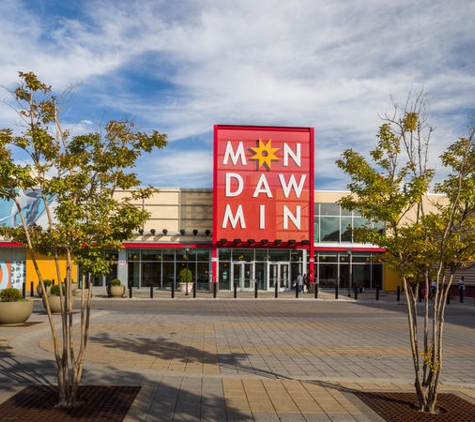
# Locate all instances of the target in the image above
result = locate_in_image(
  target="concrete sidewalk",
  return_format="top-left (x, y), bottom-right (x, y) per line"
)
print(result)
top-left (1, 291), bottom-right (475, 421)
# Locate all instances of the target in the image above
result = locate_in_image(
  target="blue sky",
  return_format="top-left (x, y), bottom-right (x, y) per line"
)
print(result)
top-left (1, 0), bottom-right (474, 190)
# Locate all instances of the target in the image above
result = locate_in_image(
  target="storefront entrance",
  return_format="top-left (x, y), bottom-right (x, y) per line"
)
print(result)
top-left (231, 261), bottom-right (292, 291)
top-left (269, 262), bottom-right (290, 291)
top-left (218, 249), bottom-right (303, 291)
top-left (232, 262), bottom-right (253, 290)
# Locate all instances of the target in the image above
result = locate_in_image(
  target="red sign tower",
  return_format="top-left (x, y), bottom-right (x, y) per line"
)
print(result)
top-left (213, 125), bottom-right (315, 283)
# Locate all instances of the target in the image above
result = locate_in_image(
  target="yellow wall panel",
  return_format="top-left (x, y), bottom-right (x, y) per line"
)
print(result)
top-left (25, 251), bottom-right (77, 287)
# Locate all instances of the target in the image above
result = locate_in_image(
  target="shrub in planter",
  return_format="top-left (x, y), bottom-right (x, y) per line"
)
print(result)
top-left (50, 284), bottom-right (65, 296)
top-left (0, 287), bottom-right (33, 325)
top-left (1, 287), bottom-right (23, 302)
top-left (109, 279), bottom-right (125, 298)
top-left (179, 268), bottom-right (193, 283)
top-left (178, 268), bottom-right (193, 294)
top-left (43, 283), bottom-right (74, 314)
top-left (36, 279), bottom-right (52, 297)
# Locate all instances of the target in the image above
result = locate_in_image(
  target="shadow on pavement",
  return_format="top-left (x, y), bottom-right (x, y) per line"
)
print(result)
top-left (0, 344), bottom-right (249, 421)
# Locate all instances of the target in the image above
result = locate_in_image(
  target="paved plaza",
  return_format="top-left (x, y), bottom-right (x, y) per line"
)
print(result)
top-left (1, 290), bottom-right (475, 421)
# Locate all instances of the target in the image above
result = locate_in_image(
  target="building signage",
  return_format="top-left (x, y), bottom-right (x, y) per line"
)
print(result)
top-left (213, 125), bottom-right (314, 245)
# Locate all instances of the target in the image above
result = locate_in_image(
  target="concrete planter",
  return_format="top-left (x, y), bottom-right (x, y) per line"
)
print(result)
top-left (179, 282), bottom-right (193, 295)
top-left (0, 300), bottom-right (34, 325)
top-left (42, 296), bottom-right (75, 313)
top-left (110, 285), bottom-right (125, 298)
top-left (36, 285), bottom-right (51, 298)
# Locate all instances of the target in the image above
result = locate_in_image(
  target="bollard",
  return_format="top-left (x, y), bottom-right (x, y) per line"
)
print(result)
top-left (376, 286), bottom-right (380, 301)
top-left (314, 283), bottom-right (318, 299)
top-left (30, 281), bottom-right (34, 297)
top-left (22, 282), bottom-right (26, 298)
top-left (129, 285), bottom-right (132, 298)
top-left (254, 281), bottom-right (258, 298)
top-left (213, 282), bottom-right (217, 298)
top-left (275, 282), bottom-right (278, 298)
top-left (150, 284), bottom-right (154, 299)
top-left (397, 286), bottom-right (400, 302)
top-left (354, 288), bottom-right (358, 300)
top-left (335, 285), bottom-right (339, 299)
top-left (193, 281), bottom-right (197, 298)
top-left (295, 283), bottom-right (299, 298)
top-left (171, 283), bottom-right (175, 298)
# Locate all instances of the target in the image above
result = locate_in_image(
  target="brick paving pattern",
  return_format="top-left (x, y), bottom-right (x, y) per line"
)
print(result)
top-left (1, 290), bottom-right (475, 420)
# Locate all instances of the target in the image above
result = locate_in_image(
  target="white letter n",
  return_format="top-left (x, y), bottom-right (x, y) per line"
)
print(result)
top-left (283, 206), bottom-right (300, 229)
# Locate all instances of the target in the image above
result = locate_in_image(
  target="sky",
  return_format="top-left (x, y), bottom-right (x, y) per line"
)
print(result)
top-left (1, 0), bottom-right (474, 191)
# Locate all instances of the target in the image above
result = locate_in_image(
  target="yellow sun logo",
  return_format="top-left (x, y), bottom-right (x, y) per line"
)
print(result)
top-left (249, 139), bottom-right (279, 170)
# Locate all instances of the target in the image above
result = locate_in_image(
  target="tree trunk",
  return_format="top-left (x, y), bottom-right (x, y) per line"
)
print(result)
top-left (405, 270), bottom-right (451, 414)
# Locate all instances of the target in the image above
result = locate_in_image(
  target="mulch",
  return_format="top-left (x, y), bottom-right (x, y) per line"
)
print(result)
top-left (355, 391), bottom-right (475, 421)
top-left (1, 386), bottom-right (474, 421)
top-left (0, 385), bottom-right (140, 421)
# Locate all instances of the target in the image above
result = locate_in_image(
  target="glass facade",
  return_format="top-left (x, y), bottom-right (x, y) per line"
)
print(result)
top-left (111, 247), bottom-right (382, 292)
top-left (124, 248), bottom-right (211, 291)
top-left (216, 248), bottom-right (304, 291)
top-left (313, 203), bottom-right (384, 291)
top-left (315, 251), bottom-right (382, 291)
top-left (315, 203), bottom-right (384, 242)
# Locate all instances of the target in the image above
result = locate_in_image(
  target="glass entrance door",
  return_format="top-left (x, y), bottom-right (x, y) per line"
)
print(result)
top-left (233, 262), bottom-right (254, 290)
top-left (232, 262), bottom-right (253, 290)
top-left (269, 262), bottom-right (290, 291)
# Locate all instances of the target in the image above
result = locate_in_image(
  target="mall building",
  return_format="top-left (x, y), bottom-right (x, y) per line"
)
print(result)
top-left (0, 187), bottom-right (389, 293)
top-left (2, 124), bottom-right (471, 294)
top-left (0, 125), bottom-right (395, 293)
top-left (121, 186), bottom-right (389, 293)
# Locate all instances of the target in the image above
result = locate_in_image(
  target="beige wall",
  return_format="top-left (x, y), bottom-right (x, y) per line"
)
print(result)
top-left (314, 190), bottom-right (350, 203)
top-left (125, 188), bottom-right (214, 243)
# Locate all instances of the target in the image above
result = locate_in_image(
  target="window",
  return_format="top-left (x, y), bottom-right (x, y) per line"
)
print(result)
top-left (320, 216), bottom-right (340, 241)
top-left (319, 203), bottom-right (340, 216)
top-left (315, 203), bottom-right (385, 244)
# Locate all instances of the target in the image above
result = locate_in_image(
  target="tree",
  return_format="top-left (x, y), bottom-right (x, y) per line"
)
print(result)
top-left (335, 91), bottom-right (475, 414)
top-left (0, 72), bottom-right (167, 407)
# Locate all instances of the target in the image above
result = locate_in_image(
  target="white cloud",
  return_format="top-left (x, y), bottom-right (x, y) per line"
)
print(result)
top-left (138, 147), bottom-right (213, 188)
top-left (0, 0), bottom-right (474, 189)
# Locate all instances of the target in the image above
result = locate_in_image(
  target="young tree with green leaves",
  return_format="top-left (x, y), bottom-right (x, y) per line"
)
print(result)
top-left (336, 92), bottom-right (475, 414)
top-left (0, 72), bottom-right (167, 407)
